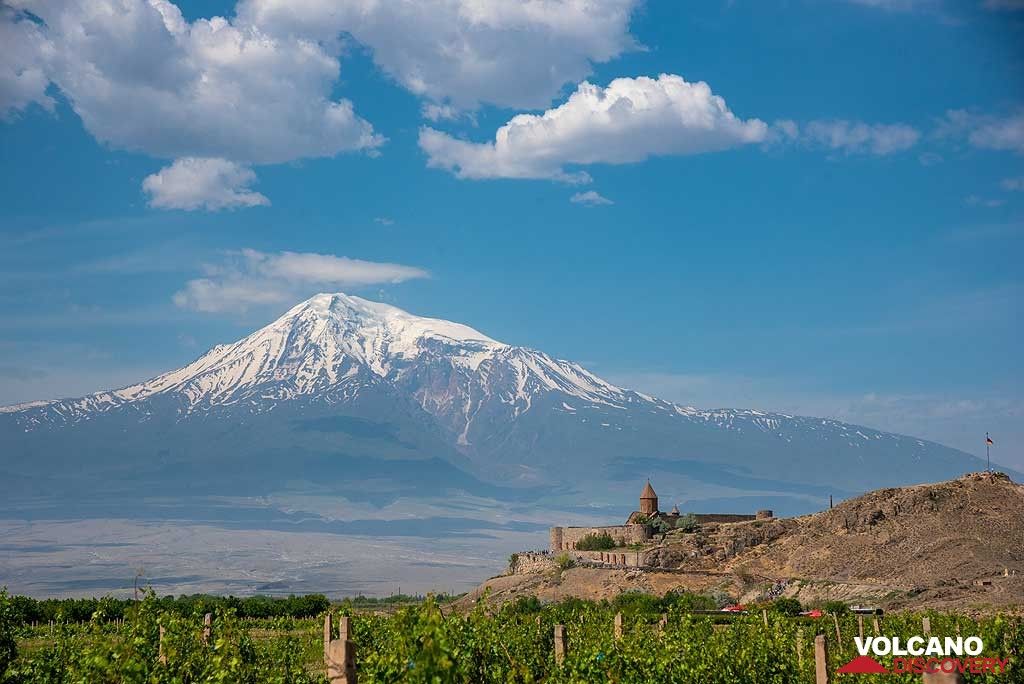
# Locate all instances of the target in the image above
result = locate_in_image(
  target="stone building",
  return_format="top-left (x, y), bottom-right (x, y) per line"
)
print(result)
top-left (549, 480), bottom-right (773, 553)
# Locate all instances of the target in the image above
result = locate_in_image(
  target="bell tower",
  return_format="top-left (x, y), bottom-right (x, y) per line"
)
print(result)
top-left (639, 480), bottom-right (658, 516)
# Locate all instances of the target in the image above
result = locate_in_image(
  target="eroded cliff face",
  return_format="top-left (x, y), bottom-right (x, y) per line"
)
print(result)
top-left (642, 517), bottom-right (797, 569)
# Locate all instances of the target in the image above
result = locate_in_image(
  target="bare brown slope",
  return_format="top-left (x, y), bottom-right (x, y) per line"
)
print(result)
top-left (459, 472), bottom-right (1024, 614)
top-left (733, 471), bottom-right (1024, 587)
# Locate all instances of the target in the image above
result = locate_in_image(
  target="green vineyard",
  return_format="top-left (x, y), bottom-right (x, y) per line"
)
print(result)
top-left (2, 590), bottom-right (1020, 683)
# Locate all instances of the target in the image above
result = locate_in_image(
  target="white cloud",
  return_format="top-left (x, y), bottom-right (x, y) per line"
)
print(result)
top-left (143, 158), bottom-right (270, 211)
top-left (237, 0), bottom-right (640, 112)
top-left (939, 110), bottom-right (1024, 154)
top-left (0, 7), bottom-right (55, 117)
top-left (421, 103), bottom-right (464, 123)
top-left (4, 0), bottom-right (382, 163)
top-left (373, 217), bottom-right (395, 226)
top-left (173, 249), bottom-right (429, 312)
top-left (965, 194), bottom-right (1005, 208)
top-left (419, 74), bottom-right (768, 182)
top-left (2, 0), bottom-right (384, 208)
top-left (797, 119), bottom-right (920, 155)
top-left (570, 190), bottom-right (613, 206)
top-left (1001, 177), bottom-right (1024, 191)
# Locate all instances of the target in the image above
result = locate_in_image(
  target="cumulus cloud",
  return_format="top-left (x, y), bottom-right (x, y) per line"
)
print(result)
top-left (3, 0), bottom-right (382, 163)
top-left (1, 0), bottom-right (386, 208)
top-left (419, 74), bottom-right (768, 182)
top-left (143, 158), bottom-right (270, 211)
top-left (236, 0), bottom-right (640, 112)
top-left (570, 191), bottom-right (614, 206)
top-left (786, 119), bottom-right (921, 155)
top-left (1001, 177), bottom-right (1024, 191)
top-left (174, 249), bottom-right (429, 312)
top-left (0, 7), bottom-right (55, 117)
top-left (938, 110), bottom-right (1024, 154)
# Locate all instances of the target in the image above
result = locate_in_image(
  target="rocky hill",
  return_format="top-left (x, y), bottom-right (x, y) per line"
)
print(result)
top-left (460, 472), bottom-right (1024, 614)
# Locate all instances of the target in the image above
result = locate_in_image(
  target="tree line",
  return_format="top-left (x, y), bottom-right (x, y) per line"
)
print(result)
top-left (4, 592), bottom-right (330, 624)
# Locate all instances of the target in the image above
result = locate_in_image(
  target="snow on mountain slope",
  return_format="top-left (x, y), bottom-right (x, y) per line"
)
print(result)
top-left (0, 292), bottom-right (1001, 500)
top-left (2, 293), bottom-right (630, 430)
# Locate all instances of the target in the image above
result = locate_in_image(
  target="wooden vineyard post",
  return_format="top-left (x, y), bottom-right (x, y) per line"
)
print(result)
top-left (762, 609), bottom-right (769, 627)
top-left (323, 613), bottom-right (332, 662)
top-left (873, 616), bottom-right (881, 634)
top-left (158, 626), bottom-right (166, 665)
top-left (554, 624), bottom-right (567, 665)
top-left (339, 615), bottom-right (351, 642)
top-left (796, 627), bottom-right (804, 668)
top-left (614, 612), bottom-right (623, 640)
top-left (922, 616), bottom-right (931, 636)
top-left (832, 613), bottom-right (842, 645)
top-left (325, 615), bottom-right (356, 684)
top-left (814, 634), bottom-right (830, 684)
top-left (202, 613), bottom-right (212, 644)
top-left (857, 614), bottom-right (864, 641)
top-left (658, 613), bottom-right (668, 634)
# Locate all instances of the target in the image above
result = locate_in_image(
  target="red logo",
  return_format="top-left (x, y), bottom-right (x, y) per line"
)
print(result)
top-left (838, 656), bottom-right (890, 674)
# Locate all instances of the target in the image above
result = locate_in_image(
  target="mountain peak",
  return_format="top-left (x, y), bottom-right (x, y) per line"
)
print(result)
top-left (286, 292), bottom-right (501, 348)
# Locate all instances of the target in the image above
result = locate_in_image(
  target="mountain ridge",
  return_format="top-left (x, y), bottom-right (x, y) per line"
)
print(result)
top-left (0, 292), bottom-right (1009, 513)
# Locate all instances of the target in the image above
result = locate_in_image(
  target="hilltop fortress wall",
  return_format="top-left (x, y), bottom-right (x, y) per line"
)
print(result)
top-left (547, 515), bottom-right (769, 553)
top-left (549, 524), bottom-right (649, 551)
top-left (548, 482), bottom-right (774, 554)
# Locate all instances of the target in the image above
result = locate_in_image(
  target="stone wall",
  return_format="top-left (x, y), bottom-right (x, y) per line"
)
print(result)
top-left (508, 552), bottom-right (557, 575)
top-left (693, 513), bottom-right (759, 524)
top-left (571, 549), bottom-right (645, 567)
top-left (508, 549), bottom-right (647, 574)
top-left (549, 524), bottom-right (650, 552)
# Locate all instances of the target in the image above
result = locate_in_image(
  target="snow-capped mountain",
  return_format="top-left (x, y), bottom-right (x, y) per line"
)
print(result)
top-left (0, 293), bottom-right (1001, 512)
top-left (5, 293), bottom-right (623, 428)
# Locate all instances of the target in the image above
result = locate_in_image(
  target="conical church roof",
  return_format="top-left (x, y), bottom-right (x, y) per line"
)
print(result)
top-left (640, 480), bottom-right (657, 499)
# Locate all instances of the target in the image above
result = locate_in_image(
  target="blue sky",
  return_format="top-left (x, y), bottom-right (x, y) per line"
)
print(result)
top-left (1, 0), bottom-right (1022, 469)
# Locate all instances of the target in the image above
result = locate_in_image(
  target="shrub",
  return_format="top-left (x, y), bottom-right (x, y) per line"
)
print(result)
top-left (650, 518), bottom-right (673, 534)
top-left (0, 588), bottom-right (17, 680)
top-left (771, 598), bottom-right (803, 617)
top-left (661, 590), bottom-right (718, 613)
top-left (554, 553), bottom-right (575, 571)
top-left (824, 600), bottom-right (850, 615)
top-left (575, 532), bottom-right (616, 551)
top-left (675, 513), bottom-right (700, 533)
top-left (502, 596), bottom-right (542, 616)
top-left (612, 591), bottom-right (661, 616)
